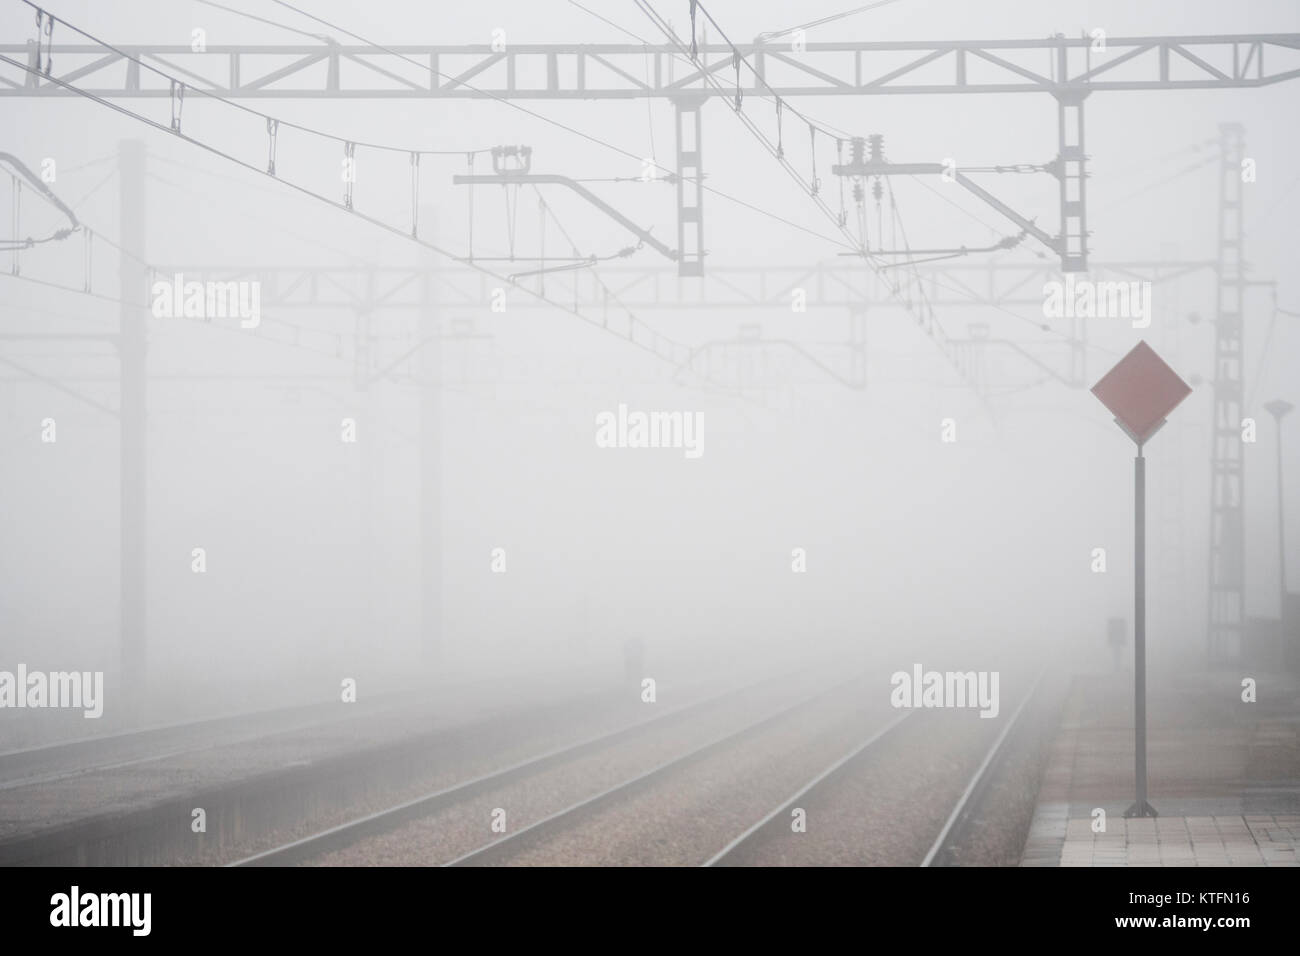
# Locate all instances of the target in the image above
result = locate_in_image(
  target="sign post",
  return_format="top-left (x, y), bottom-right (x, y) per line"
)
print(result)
top-left (1091, 341), bottom-right (1192, 819)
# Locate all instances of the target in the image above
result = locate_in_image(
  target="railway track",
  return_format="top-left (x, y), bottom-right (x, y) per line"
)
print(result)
top-left (4, 657), bottom-right (1054, 867)
top-left (1, 672), bottom-right (776, 865)
top-left (0, 669), bottom-right (659, 794)
top-left (249, 664), bottom-right (1053, 867)
top-left (921, 670), bottom-right (1047, 867)
top-left (233, 666), bottom-right (839, 866)
top-left (705, 667), bottom-right (1048, 867)
top-left (0, 695), bottom-right (418, 793)
top-left (703, 711), bottom-right (913, 866)
top-left (443, 674), bottom-right (871, 867)
top-left (235, 668), bottom-right (870, 866)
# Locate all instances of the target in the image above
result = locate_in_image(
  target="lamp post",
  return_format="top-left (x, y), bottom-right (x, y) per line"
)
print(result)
top-left (1263, 400), bottom-right (1293, 618)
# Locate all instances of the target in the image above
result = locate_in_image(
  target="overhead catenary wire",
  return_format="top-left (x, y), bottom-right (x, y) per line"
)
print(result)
top-left (564, 0), bottom-right (669, 166)
top-left (566, 0), bottom-right (858, 144)
top-left (267, 0), bottom-right (855, 251)
top-left (150, 147), bottom-right (639, 291)
top-left (14, 0), bottom-right (491, 160)
top-left (641, 0), bottom-right (1123, 397)
top-left (522, 184), bottom-right (643, 293)
top-left (1243, 291), bottom-right (1300, 412)
top-left (642, 1), bottom-right (1115, 359)
top-left (1096, 152), bottom-right (1224, 210)
top-left (603, 0), bottom-right (1029, 254)
top-left (145, 150), bottom-right (386, 267)
top-left (260, 1), bottom-right (698, 172)
top-left (0, 208), bottom-right (467, 383)
top-left (758, 0), bottom-right (910, 42)
top-left (676, 0), bottom-right (859, 161)
top-left (193, 0), bottom-right (334, 43)
top-left (0, 150), bottom-right (80, 250)
top-left (635, 3), bottom-right (852, 239)
top-left (18, 1), bottom-right (1123, 382)
top-left (0, 256), bottom-right (359, 372)
top-left (66, 168), bottom-right (117, 211)
top-left (0, 161), bottom-right (428, 361)
top-left (634, 0), bottom-right (1010, 399)
top-left (672, 0), bottom-right (1036, 248)
top-left (0, 20), bottom-right (734, 392)
top-left (57, 152), bottom-right (118, 176)
top-left (7, 7), bottom-right (1076, 369)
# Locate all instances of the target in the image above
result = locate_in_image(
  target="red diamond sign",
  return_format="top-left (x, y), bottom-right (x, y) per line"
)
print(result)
top-left (1091, 341), bottom-right (1192, 445)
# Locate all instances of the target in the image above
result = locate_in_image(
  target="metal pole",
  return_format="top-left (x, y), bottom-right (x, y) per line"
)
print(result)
top-left (118, 139), bottom-right (147, 706)
top-left (419, 206), bottom-right (441, 666)
top-left (1277, 417), bottom-right (1287, 616)
top-left (1127, 446), bottom-right (1156, 817)
top-left (355, 309), bottom-right (376, 664)
top-left (673, 96), bottom-right (705, 277)
top-left (1264, 400), bottom-right (1293, 666)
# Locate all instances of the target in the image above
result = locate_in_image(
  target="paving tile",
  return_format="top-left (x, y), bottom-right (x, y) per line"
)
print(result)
top-left (1019, 673), bottom-right (1300, 868)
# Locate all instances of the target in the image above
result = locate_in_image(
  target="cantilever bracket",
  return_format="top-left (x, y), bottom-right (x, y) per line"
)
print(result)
top-left (452, 170), bottom-right (678, 264)
top-left (831, 134), bottom-right (1089, 272)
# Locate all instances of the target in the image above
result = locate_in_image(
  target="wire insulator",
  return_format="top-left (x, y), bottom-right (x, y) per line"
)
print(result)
top-left (10, 175), bottom-right (20, 276)
top-left (809, 125), bottom-right (820, 196)
top-left (466, 152), bottom-right (475, 262)
top-left (836, 138), bottom-right (846, 226)
top-left (266, 118), bottom-right (279, 176)
top-left (169, 80), bottom-right (185, 133)
top-left (343, 141), bottom-right (356, 209)
top-left (43, 13), bottom-right (54, 75)
top-left (689, 0), bottom-right (699, 60)
top-left (410, 152), bottom-right (420, 237)
top-left (33, 9), bottom-right (44, 74)
top-left (34, 10), bottom-right (55, 76)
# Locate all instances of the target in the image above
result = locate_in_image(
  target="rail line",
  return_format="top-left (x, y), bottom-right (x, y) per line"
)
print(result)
top-left (0, 695), bottom-right (419, 792)
top-left (702, 667), bottom-right (1047, 867)
top-left (702, 710), bottom-right (913, 866)
top-left (921, 670), bottom-right (1046, 867)
top-left (232, 667), bottom-right (838, 866)
top-left (443, 672), bottom-right (868, 867)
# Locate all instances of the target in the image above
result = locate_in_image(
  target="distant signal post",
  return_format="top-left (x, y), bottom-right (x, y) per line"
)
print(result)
top-left (1091, 341), bottom-right (1193, 819)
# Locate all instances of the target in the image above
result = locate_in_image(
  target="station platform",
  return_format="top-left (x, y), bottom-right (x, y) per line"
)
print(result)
top-left (1021, 669), bottom-right (1300, 867)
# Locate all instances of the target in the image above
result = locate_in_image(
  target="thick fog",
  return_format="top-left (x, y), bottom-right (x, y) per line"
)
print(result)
top-left (1, 0), bottom-right (1297, 741)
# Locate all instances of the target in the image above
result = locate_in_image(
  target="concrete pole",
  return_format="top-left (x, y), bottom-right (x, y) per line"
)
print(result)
top-left (118, 139), bottom-right (147, 704)
top-left (1275, 412), bottom-right (1289, 614)
top-left (419, 206), bottom-right (442, 667)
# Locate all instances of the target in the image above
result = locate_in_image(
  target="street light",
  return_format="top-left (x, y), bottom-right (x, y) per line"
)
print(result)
top-left (1263, 399), bottom-right (1294, 619)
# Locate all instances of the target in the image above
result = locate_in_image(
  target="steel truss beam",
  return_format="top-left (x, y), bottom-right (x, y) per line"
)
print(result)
top-left (6, 35), bottom-right (1295, 283)
top-left (4, 37), bottom-right (1299, 99)
top-left (151, 258), bottom-right (1215, 313)
top-left (144, 257), bottom-right (1215, 394)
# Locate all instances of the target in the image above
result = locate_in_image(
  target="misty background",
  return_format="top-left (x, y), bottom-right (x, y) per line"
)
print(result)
top-left (1, 0), bottom-right (1297, 735)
